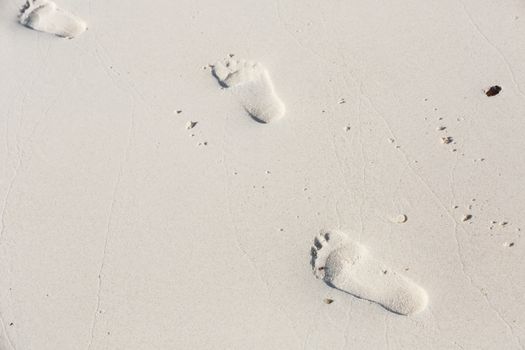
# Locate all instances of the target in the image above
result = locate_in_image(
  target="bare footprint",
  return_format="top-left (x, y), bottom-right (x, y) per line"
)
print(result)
top-left (212, 58), bottom-right (285, 123)
top-left (311, 231), bottom-right (428, 315)
top-left (19, 0), bottom-right (87, 39)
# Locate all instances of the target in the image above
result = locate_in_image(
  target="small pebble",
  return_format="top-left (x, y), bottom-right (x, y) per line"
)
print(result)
top-left (186, 121), bottom-right (198, 130)
top-left (485, 85), bottom-right (502, 97)
top-left (441, 136), bottom-right (453, 144)
top-left (392, 214), bottom-right (408, 223)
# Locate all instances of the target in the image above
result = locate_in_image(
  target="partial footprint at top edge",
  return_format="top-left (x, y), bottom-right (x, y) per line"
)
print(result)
top-left (212, 57), bottom-right (285, 124)
top-left (19, 0), bottom-right (87, 39)
top-left (311, 230), bottom-right (428, 315)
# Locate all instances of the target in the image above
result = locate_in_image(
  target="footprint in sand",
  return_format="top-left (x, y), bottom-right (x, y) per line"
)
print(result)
top-left (212, 57), bottom-right (285, 124)
top-left (311, 231), bottom-right (428, 315)
top-left (19, 0), bottom-right (87, 39)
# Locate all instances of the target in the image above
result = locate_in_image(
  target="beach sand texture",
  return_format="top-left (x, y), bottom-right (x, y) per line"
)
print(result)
top-left (1, 0), bottom-right (525, 349)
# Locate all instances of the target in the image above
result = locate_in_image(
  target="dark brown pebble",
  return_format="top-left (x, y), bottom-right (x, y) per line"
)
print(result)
top-left (486, 85), bottom-right (502, 97)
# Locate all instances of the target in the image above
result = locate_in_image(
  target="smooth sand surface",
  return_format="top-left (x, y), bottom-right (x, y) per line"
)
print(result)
top-left (1, 0), bottom-right (525, 349)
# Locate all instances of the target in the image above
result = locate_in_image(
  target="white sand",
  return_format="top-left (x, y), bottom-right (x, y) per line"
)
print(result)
top-left (212, 57), bottom-right (285, 123)
top-left (1, 0), bottom-right (525, 348)
top-left (312, 231), bottom-right (428, 316)
top-left (19, 0), bottom-right (87, 39)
